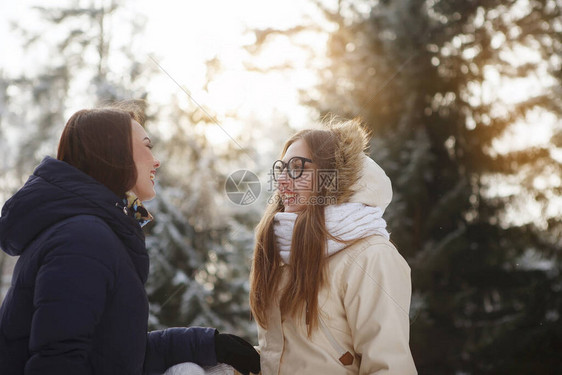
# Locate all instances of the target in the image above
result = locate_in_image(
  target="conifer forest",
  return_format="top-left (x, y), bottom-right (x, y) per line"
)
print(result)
top-left (0, 1), bottom-right (560, 373)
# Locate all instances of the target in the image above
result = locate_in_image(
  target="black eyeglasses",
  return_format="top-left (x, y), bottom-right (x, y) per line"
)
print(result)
top-left (272, 156), bottom-right (313, 181)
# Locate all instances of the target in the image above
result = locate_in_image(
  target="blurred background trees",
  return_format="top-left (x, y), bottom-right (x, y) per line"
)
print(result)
top-left (1, 0), bottom-right (561, 372)
top-left (248, 0), bottom-right (561, 372)
top-left (0, 0), bottom-right (267, 340)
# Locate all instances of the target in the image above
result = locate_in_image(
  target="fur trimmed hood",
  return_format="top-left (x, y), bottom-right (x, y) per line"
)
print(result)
top-left (329, 119), bottom-right (393, 211)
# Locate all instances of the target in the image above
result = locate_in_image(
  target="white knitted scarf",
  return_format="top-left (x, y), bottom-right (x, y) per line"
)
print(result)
top-left (274, 202), bottom-right (390, 264)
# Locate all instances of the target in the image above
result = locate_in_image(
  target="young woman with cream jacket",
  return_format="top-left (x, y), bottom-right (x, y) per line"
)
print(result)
top-left (250, 119), bottom-right (417, 374)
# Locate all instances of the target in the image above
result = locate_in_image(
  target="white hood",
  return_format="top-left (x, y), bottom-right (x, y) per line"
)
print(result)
top-left (348, 154), bottom-right (393, 212)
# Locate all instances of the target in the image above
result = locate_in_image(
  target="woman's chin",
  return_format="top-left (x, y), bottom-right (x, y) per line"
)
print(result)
top-left (133, 190), bottom-right (156, 202)
top-left (283, 204), bottom-right (303, 213)
top-left (143, 192), bottom-right (156, 202)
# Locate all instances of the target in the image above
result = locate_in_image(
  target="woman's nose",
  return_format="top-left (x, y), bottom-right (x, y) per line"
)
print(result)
top-left (154, 157), bottom-right (161, 169)
top-left (276, 171), bottom-right (293, 192)
top-left (277, 167), bottom-right (290, 182)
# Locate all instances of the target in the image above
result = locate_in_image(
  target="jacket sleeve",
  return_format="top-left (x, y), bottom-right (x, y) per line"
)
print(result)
top-left (25, 220), bottom-right (118, 375)
top-left (342, 240), bottom-right (417, 375)
top-left (143, 327), bottom-right (218, 374)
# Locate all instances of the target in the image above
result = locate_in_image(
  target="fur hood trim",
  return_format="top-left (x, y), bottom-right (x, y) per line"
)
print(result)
top-left (329, 119), bottom-right (369, 204)
top-left (328, 119), bottom-right (392, 211)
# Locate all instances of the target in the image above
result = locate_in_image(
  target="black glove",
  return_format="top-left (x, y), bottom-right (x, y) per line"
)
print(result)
top-left (214, 332), bottom-right (260, 375)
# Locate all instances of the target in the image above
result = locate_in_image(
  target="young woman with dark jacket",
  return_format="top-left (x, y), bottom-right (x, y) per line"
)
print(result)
top-left (0, 107), bottom-right (260, 375)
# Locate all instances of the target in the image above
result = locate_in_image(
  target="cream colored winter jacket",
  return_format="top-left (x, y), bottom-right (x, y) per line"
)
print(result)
top-left (257, 235), bottom-right (417, 375)
top-left (257, 155), bottom-right (417, 374)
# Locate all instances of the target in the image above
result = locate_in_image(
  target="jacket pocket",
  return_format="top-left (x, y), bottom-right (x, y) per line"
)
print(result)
top-left (318, 315), bottom-right (355, 367)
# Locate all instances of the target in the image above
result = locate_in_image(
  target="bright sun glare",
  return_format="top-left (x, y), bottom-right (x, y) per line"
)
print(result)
top-left (133, 0), bottom-right (328, 145)
top-left (0, 0), bottom-right (557, 154)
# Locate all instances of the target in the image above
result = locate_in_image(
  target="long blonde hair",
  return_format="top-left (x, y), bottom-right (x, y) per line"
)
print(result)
top-left (250, 119), bottom-right (368, 335)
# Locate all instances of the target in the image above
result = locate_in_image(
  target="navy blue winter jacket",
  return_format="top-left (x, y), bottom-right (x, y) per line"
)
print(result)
top-left (0, 157), bottom-right (218, 375)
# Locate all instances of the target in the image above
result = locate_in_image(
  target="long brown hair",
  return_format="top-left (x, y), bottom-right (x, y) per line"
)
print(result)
top-left (251, 126), bottom-right (351, 335)
top-left (57, 105), bottom-right (143, 198)
top-left (250, 119), bottom-right (369, 335)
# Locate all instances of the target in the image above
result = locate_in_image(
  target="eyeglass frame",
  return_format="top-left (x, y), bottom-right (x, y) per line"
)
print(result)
top-left (272, 156), bottom-right (313, 181)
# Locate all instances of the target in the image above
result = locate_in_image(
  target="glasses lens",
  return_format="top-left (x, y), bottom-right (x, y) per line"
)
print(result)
top-left (273, 160), bottom-right (284, 181)
top-left (288, 157), bottom-right (304, 179)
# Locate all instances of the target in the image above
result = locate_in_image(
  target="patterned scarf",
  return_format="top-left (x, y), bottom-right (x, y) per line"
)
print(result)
top-left (122, 191), bottom-right (153, 227)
